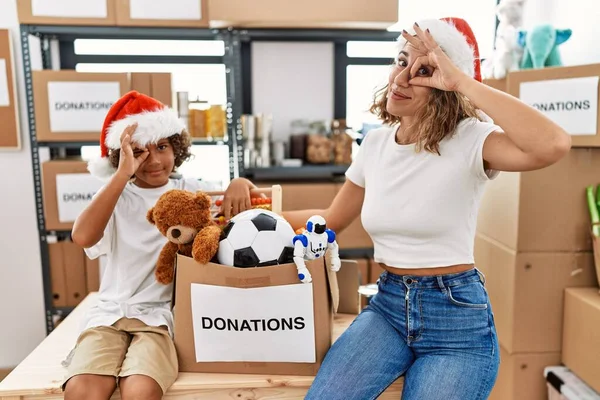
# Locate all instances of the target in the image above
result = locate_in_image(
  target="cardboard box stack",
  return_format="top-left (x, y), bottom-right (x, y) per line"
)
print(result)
top-left (477, 69), bottom-right (600, 400)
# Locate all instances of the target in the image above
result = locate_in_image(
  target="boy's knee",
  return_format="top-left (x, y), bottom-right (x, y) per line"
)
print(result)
top-left (120, 374), bottom-right (163, 400)
top-left (64, 374), bottom-right (116, 400)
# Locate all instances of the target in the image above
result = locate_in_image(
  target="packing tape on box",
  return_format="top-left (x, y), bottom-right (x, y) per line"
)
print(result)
top-left (225, 276), bottom-right (272, 288)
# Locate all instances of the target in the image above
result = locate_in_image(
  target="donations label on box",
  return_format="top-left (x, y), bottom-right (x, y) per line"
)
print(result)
top-left (56, 173), bottom-right (104, 223)
top-left (190, 282), bottom-right (316, 363)
top-left (47, 81), bottom-right (120, 133)
top-left (519, 76), bottom-right (599, 135)
top-left (32, 0), bottom-right (108, 18)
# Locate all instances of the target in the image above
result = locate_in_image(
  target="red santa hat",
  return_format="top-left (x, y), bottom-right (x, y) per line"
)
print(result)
top-left (397, 17), bottom-right (482, 82)
top-left (88, 90), bottom-right (186, 179)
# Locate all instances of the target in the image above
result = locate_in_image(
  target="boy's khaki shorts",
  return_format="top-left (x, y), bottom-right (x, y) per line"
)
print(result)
top-left (62, 317), bottom-right (178, 394)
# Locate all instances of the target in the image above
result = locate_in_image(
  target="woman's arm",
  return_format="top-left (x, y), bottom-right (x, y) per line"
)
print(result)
top-left (402, 25), bottom-right (571, 173)
top-left (457, 78), bottom-right (572, 172)
top-left (283, 180), bottom-right (365, 232)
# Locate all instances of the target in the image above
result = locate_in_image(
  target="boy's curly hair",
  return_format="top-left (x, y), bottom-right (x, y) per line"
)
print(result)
top-left (108, 130), bottom-right (193, 171)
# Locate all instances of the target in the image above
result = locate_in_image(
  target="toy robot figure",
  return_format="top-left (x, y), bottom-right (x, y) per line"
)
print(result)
top-left (292, 215), bottom-right (341, 283)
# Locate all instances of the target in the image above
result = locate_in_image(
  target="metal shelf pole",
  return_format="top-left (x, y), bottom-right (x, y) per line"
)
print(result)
top-left (20, 26), bottom-right (54, 334)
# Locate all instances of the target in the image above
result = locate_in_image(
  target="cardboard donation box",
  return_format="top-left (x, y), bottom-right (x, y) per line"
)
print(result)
top-left (116, 0), bottom-right (208, 27)
top-left (562, 288), bottom-right (600, 394)
top-left (208, 0), bottom-right (398, 29)
top-left (174, 255), bottom-right (339, 375)
top-left (17, 0), bottom-right (117, 26)
top-left (507, 64), bottom-right (600, 147)
top-left (42, 160), bottom-right (104, 231)
top-left (33, 70), bottom-right (129, 142)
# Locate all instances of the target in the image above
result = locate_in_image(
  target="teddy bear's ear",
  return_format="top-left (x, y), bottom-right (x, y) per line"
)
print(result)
top-left (146, 207), bottom-right (156, 225)
top-left (194, 192), bottom-right (211, 209)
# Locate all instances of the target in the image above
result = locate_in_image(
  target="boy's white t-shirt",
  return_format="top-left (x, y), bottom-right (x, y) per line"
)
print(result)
top-left (83, 177), bottom-right (216, 336)
top-left (346, 118), bottom-right (500, 269)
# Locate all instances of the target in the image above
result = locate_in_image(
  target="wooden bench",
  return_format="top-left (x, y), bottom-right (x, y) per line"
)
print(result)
top-left (0, 293), bottom-right (403, 399)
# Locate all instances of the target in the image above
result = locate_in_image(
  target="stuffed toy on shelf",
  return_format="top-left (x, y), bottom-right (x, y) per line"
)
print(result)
top-left (147, 189), bottom-right (221, 284)
top-left (518, 24), bottom-right (572, 69)
top-left (481, 0), bottom-right (526, 80)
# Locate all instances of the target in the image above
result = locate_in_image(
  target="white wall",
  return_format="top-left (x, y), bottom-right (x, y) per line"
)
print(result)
top-left (522, 0), bottom-right (600, 66)
top-left (251, 42), bottom-right (334, 141)
top-left (0, 0), bottom-right (46, 368)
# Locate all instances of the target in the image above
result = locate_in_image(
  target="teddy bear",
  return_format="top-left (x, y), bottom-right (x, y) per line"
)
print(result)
top-left (481, 0), bottom-right (527, 80)
top-left (147, 189), bottom-right (221, 284)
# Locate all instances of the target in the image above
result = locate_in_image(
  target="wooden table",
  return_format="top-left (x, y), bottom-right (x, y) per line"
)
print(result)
top-left (0, 294), bottom-right (403, 399)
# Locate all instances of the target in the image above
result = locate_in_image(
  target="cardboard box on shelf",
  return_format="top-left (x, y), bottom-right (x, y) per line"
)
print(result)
top-left (41, 160), bottom-right (104, 231)
top-left (17, 0), bottom-right (117, 25)
top-left (489, 345), bottom-right (561, 400)
top-left (48, 242), bottom-right (68, 307)
top-left (474, 234), bottom-right (597, 354)
top-left (173, 254), bottom-right (338, 375)
top-left (483, 78), bottom-right (507, 93)
top-left (48, 240), bottom-right (88, 307)
top-left (208, 0), bottom-right (398, 29)
top-left (116, 0), bottom-right (208, 28)
top-left (477, 148), bottom-right (600, 252)
top-left (130, 73), bottom-right (173, 107)
top-left (0, 30), bottom-right (20, 150)
top-left (507, 64), bottom-right (600, 147)
top-left (63, 240), bottom-right (87, 306)
top-left (562, 288), bottom-right (600, 393)
top-left (32, 70), bottom-right (129, 142)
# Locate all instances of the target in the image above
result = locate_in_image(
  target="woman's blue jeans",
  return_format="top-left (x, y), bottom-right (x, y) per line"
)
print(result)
top-left (306, 268), bottom-right (500, 400)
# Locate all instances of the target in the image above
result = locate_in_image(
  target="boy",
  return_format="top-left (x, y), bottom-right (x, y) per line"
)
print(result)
top-left (64, 91), bottom-right (257, 400)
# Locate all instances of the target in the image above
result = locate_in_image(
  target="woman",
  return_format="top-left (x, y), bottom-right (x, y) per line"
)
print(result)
top-left (283, 18), bottom-right (570, 400)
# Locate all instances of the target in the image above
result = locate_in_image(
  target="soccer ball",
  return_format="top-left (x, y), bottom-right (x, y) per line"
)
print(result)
top-left (217, 209), bottom-right (295, 268)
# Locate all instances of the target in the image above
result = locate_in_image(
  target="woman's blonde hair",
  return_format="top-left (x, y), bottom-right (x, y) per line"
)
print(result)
top-left (369, 84), bottom-right (481, 155)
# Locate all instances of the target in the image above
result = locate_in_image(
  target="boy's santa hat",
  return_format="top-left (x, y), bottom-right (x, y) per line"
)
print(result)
top-left (88, 90), bottom-right (186, 179)
top-left (397, 17), bottom-right (482, 82)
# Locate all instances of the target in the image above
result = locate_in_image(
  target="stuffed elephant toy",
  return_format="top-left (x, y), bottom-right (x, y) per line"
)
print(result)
top-left (518, 24), bottom-right (572, 69)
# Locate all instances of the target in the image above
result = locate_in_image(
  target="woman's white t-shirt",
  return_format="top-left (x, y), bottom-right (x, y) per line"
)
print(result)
top-left (345, 118), bottom-right (500, 269)
top-left (83, 177), bottom-right (215, 336)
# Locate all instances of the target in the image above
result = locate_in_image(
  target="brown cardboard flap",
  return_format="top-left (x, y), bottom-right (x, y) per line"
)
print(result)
top-left (326, 263), bottom-right (339, 314)
top-left (173, 254), bottom-right (334, 375)
top-left (336, 260), bottom-right (360, 315)
top-left (41, 159), bottom-right (91, 231)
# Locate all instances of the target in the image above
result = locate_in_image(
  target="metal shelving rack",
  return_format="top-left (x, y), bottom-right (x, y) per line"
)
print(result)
top-left (21, 24), bottom-right (390, 333)
top-left (20, 24), bottom-right (243, 334)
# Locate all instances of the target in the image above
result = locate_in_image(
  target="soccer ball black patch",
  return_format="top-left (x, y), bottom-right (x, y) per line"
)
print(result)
top-left (217, 209), bottom-right (296, 268)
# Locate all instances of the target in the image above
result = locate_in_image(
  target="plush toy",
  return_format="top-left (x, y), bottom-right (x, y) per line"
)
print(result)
top-left (518, 24), bottom-right (572, 69)
top-left (147, 189), bottom-right (221, 284)
top-left (481, 0), bottom-right (526, 80)
top-left (292, 215), bottom-right (341, 283)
